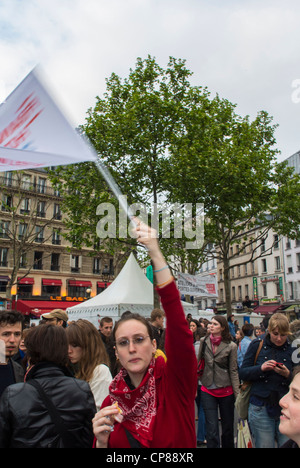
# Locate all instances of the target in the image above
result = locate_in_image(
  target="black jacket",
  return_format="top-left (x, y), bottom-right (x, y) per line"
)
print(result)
top-left (239, 336), bottom-right (294, 401)
top-left (0, 362), bottom-right (96, 448)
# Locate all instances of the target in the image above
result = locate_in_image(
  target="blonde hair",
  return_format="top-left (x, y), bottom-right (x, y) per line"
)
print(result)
top-left (268, 313), bottom-right (291, 336)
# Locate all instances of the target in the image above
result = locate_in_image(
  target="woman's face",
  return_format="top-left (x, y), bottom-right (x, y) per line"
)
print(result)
top-left (210, 319), bottom-right (223, 336)
top-left (68, 344), bottom-right (83, 364)
top-left (189, 322), bottom-right (197, 333)
top-left (114, 319), bottom-right (157, 387)
top-left (269, 327), bottom-right (288, 347)
top-left (280, 374), bottom-right (300, 446)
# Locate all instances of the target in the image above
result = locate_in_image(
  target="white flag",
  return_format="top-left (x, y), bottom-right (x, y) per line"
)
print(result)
top-left (0, 68), bottom-right (97, 171)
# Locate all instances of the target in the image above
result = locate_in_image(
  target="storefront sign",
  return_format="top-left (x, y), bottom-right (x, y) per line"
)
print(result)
top-left (50, 296), bottom-right (87, 302)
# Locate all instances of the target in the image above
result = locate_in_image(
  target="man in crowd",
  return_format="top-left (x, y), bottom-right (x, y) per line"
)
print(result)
top-left (150, 308), bottom-right (165, 349)
top-left (0, 311), bottom-right (24, 398)
top-left (98, 316), bottom-right (116, 376)
top-left (99, 316), bottom-right (113, 340)
top-left (41, 309), bottom-right (68, 328)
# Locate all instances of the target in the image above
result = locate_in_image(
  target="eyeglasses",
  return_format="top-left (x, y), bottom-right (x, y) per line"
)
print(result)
top-left (115, 335), bottom-right (150, 348)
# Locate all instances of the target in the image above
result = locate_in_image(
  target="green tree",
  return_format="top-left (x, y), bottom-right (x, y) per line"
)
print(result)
top-left (49, 56), bottom-right (211, 266)
top-left (168, 95), bottom-right (300, 314)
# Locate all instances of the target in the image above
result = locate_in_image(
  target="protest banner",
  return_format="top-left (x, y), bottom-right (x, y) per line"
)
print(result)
top-left (177, 272), bottom-right (218, 297)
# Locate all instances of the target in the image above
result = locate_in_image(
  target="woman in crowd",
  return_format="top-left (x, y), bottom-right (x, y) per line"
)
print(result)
top-left (66, 319), bottom-right (112, 411)
top-left (0, 324), bottom-right (96, 448)
top-left (92, 219), bottom-right (197, 448)
top-left (239, 313), bottom-right (295, 448)
top-left (237, 323), bottom-right (254, 368)
top-left (279, 366), bottom-right (300, 448)
top-left (198, 315), bottom-right (240, 448)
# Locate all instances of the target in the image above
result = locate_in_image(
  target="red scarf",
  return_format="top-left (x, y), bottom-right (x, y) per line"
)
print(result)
top-left (210, 334), bottom-right (222, 354)
top-left (109, 356), bottom-right (164, 448)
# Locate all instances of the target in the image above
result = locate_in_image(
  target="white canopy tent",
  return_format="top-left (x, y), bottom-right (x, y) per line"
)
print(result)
top-left (67, 253), bottom-right (154, 326)
top-left (67, 253), bottom-right (198, 326)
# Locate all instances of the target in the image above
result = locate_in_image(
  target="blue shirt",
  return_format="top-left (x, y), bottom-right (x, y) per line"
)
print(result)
top-left (237, 336), bottom-right (252, 368)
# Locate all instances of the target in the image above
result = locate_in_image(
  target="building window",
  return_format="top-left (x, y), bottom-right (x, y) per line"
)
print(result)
top-left (36, 201), bottom-right (46, 218)
top-left (288, 282), bottom-right (294, 300)
top-left (20, 198), bottom-right (31, 215)
top-left (51, 253), bottom-right (60, 271)
top-left (52, 229), bottom-right (61, 245)
top-left (20, 252), bottom-right (27, 269)
top-left (275, 256), bottom-right (281, 271)
top-left (1, 194), bottom-right (12, 211)
top-left (17, 283), bottom-right (32, 298)
top-left (262, 259), bottom-right (267, 273)
top-left (36, 177), bottom-right (46, 194)
top-left (0, 248), bottom-right (8, 267)
top-left (4, 172), bottom-right (12, 187)
top-left (53, 203), bottom-right (61, 220)
top-left (274, 234), bottom-right (279, 249)
top-left (42, 283), bottom-right (61, 298)
top-left (263, 284), bottom-right (268, 297)
top-left (19, 223), bottom-right (28, 240)
top-left (35, 226), bottom-right (44, 243)
top-left (33, 251), bottom-right (43, 270)
top-left (70, 254), bottom-right (81, 273)
top-left (0, 221), bottom-right (10, 239)
top-left (21, 175), bottom-right (31, 190)
top-left (287, 255), bottom-right (293, 274)
top-left (93, 257), bottom-right (101, 274)
top-left (68, 284), bottom-right (89, 297)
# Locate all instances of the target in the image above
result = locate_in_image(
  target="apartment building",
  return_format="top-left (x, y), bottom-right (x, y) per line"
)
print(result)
top-left (0, 169), bottom-right (116, 320)
top-left (217, 229), bottom-right (259, 312)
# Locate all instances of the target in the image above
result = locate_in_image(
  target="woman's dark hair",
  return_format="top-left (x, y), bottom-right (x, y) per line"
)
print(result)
top-left (112, 313), bottom-right (154, 342)
top-left (25, 324), bottom-right (68, 367)
top-left (212, 315), bottom-right (232, 343)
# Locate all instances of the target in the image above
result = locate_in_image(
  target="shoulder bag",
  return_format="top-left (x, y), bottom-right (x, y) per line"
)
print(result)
top-left (27, 379), bottom-right (75, 448)
top-left (235, 339), bottom-right (264, 420)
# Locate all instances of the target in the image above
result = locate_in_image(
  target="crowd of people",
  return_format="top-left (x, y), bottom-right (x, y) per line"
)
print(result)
top-left (188, 311), bottom-right (300, 448)
top-left (0, 220), bottom-right (299, 448)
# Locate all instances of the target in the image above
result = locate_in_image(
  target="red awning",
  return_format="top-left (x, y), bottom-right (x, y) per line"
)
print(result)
top-left (12, 300), bottom-right (83, 317)
top-left (97, 281), bottom-right (111, 288)
top-left (18, 277), bottom-right (34, 285)
top-left (68, 280), bottom-right (92, 287)
top-left (253, 305), bottom-right (282, 315)
top-left (42, 279), bottom-right (62, 286)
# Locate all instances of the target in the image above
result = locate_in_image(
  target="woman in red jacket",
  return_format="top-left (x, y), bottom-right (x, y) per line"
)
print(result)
top-left (92, 219), bottom-right (197, 448)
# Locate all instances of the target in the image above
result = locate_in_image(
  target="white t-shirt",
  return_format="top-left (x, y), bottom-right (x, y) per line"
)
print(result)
top-left (89, 364), bottom-right (112, 411)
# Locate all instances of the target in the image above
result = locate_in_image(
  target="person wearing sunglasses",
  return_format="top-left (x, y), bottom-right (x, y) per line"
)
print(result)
top-left (92, 219), bottom-right (198, 448)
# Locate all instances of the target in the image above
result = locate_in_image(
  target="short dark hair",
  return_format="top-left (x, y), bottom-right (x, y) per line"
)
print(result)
top-left (99, 316), bottom-right (113, 327)
top-left (242, 323), bottom-right (254, 337)
top-left (0, 310), bottom-right (24, 328)
top-left (25, 324), bottom-right (68, 367)
top-left (113, 313), bottom-right (154, 342)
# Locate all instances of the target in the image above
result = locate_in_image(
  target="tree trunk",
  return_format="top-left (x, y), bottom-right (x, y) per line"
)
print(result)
top-left (223, 256), bottom-right (232, 317)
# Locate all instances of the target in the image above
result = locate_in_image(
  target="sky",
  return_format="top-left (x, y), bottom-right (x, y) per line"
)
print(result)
top-left (0, 0), bottom-right (300, 162)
